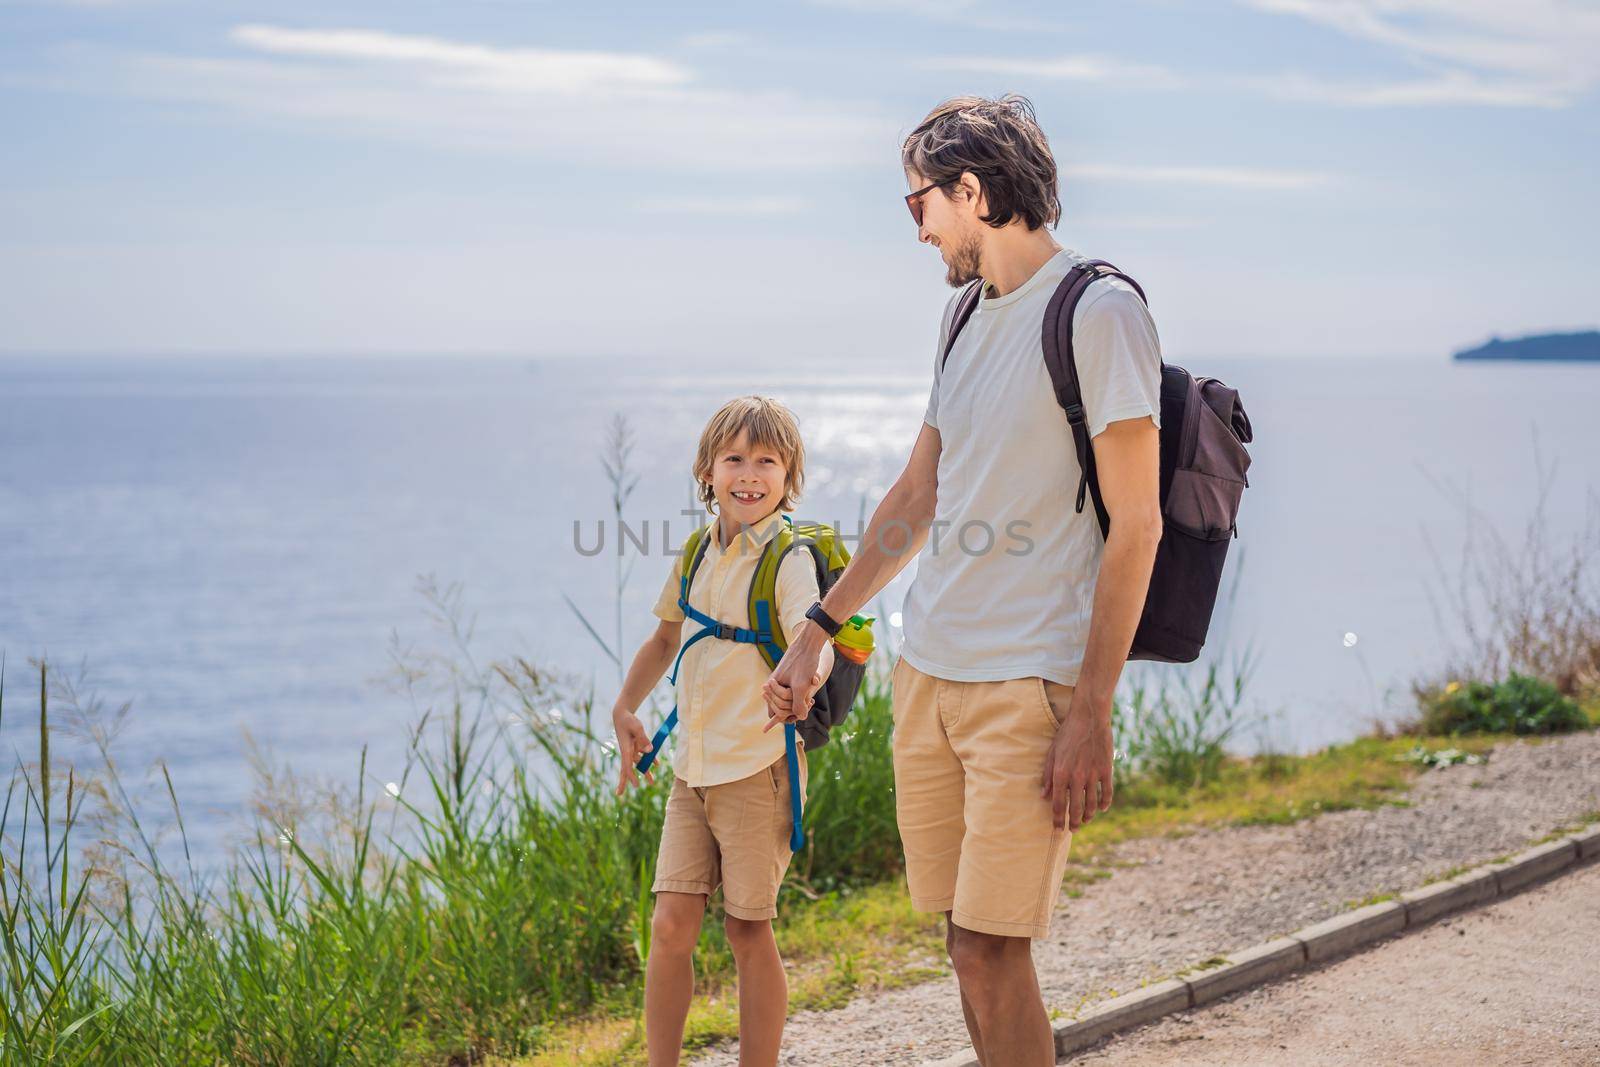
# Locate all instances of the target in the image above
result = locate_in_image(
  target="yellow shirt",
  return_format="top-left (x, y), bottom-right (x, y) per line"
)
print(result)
top-left (651, 509), bottom-right (820, 787)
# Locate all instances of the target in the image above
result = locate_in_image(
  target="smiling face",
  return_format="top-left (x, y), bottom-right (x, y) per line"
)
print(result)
top-left (708, 429), bottom-right (790, 542)
top-left (907, 169), bottom-right (984, 288)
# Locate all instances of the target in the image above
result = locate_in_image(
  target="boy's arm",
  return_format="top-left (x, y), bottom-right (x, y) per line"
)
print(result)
top-left (615, 555), bottom-right (690, 792)
top-left (612, 618), bottom-right (682, 793)
top-left (611, 618), bottom-right (682, 721)
top-left (765, 420), bottom-right (941, 699)
top-left (623, 553), bottom-right (689, 718)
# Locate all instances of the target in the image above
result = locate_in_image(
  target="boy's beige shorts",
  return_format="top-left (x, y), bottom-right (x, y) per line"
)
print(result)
top-left (891, 654), bottom-right (1076, 939)
top-left (651, 749), bottom-right (808, 920)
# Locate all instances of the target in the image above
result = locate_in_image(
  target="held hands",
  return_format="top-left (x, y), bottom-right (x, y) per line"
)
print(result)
top-left (1039, 693), bottom-right (1116, 831)
top-left (761, 633), bottom-right (832, 734)
top-left (612, 709), bottom-right (655, 796)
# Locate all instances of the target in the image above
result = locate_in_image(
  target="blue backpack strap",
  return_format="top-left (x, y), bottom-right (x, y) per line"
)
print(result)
top-left (635, 620), bottom-right (720, 774)
top-left (635, 525), bottom-right (717, 775)
top-left (637, 523), bottom-right (808, 857)
top-left (756, 599), bottom-right (805, 853)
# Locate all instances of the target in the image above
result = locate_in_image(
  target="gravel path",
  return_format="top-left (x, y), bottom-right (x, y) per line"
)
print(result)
top-left (1075, 858), bottom-right (1600, 1066)
top-left (690, 730), bottom-right (1600, 1067)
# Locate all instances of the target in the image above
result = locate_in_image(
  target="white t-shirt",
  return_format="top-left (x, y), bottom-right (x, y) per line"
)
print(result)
top-left (900, 247), bottom-right (1163, 686)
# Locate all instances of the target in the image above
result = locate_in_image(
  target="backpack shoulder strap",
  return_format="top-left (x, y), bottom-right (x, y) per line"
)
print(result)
top-left (678, 522), bottom-right (715, 601)
top-left (1042, 260), bottom-right (1149, 541)
top-left (746, 517), bottom-right (845, 671)
top-left (939, 279), bottom-right (986, 374)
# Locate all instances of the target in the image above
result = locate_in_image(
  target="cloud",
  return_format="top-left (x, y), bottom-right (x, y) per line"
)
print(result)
top-left (1071, 215), bottom-right (1212, 231)
top-left (1237, 0), bottom-right (1600, 107)
top-left (808, 0), bottom-right (1061, 34)
top-left (57, 25), bottom-right (895, 172)
top-left (926, 3), bottom-right (1597, 109)
top-left (1235, 69), bottom-right (1573, 108)
top-left (634, 196), bottom-right (808, 216)
top-left (229, 24), bottom-right (692, 94)
top-left (923, 51), bottom-right (1580, 110)
top-left (678, 30), bottom-right (758, 50)
top-left (920, 53), bottom-right (1185, 90)
top-left (1063, 162), bottom-right (1334, 190)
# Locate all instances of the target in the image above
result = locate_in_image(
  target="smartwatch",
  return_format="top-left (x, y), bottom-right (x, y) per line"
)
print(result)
top-left (804, 601), bottom-right (844, 638)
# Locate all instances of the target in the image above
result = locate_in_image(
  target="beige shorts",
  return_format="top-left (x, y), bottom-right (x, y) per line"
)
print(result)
top-left (891, 654), bottom-right (1076, 939)
top-left (651, 750), bottom-right (809, 921)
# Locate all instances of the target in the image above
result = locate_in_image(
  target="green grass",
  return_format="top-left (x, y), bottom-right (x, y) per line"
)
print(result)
top-left (514, 730), bottom-right (1529, 1064)
top-left (4, 620), bottom-right (1593, 1067)
top-left (1529, 809), bottom-right (1600, 845)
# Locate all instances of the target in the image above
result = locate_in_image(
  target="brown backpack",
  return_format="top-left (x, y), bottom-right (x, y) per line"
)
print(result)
top-left (941, 259), bottom-right (1254, 663)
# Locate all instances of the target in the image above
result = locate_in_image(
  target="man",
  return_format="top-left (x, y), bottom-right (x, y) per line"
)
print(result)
top-left (763, 94), bottom-right (1163, 1066)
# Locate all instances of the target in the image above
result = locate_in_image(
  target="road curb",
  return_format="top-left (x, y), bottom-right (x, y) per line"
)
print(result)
top-left (920, 821), bottom-right (1598, 1067)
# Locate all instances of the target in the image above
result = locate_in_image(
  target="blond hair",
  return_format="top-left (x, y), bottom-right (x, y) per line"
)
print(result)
top-left (693, 396), bottom-right (806, 515)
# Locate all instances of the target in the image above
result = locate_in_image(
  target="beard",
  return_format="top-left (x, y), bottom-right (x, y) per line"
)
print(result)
top-left (943, 229), bottom-right (983, 288)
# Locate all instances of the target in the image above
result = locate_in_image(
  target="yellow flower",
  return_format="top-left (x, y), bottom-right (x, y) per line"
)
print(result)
top-left (1444, 681), bottom-right (1461, 695)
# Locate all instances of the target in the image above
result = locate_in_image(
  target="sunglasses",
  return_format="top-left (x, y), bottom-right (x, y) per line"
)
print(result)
top-left (904, 180), bottom-right (945, 227)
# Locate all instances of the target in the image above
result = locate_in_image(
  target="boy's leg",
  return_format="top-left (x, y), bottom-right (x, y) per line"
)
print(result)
top-left (709, 752), bottom-right (807, 1067)
top-left (723, 915), bottom-right (786, 1067)
top-left (649, 777), bottom-right (720, 1067)
top-left (646, 891), bottom-right (708, 1067)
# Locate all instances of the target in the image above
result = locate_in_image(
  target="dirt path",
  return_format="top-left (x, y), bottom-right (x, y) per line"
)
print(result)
top-left (689, 730), bottom-right (1600, 1066)
top-left (1075, 859), bottom-right (1600, 1066)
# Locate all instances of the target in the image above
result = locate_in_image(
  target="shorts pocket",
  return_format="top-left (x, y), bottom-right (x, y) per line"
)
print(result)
top-left (890, 655), bottom-right (908, 726)
top-left (1036, 678), bottom-right (1066, 730)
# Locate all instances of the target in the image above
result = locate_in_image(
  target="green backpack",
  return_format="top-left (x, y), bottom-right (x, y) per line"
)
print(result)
top-left (634, 515), bottom-right (871, 851)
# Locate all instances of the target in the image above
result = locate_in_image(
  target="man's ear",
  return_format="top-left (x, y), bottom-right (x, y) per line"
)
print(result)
top-left (957, 171), bottom-right (985, 216)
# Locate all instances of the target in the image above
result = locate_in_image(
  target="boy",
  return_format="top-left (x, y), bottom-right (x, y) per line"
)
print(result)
top-left (612, 395), bottom-right (833, 1067)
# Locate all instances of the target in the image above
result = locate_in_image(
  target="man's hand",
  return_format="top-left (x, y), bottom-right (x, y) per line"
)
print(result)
top-left (761, 625), bottom-right (831, 732)
top-left (612, 710), bottom-right (655, 796)
top-left (1039, 692), bottom-right (1115, 831)
top-left (761, 666), bottom-right (826, 733)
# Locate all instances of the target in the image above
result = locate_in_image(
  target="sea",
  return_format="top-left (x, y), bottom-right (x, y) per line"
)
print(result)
top-left (2, 352), bottom-right (1595, 858)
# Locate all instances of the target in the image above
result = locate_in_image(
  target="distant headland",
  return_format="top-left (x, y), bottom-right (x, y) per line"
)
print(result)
top-left (1454, 330), bottom-right (1600, 362)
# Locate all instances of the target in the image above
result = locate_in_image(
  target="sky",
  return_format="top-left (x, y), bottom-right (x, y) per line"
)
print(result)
top-left (1, 0), bottom-right (1597, 361)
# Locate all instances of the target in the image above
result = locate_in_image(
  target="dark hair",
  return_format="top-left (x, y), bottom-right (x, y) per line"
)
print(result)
top-left (901, 94), bottom-right (1061, 231)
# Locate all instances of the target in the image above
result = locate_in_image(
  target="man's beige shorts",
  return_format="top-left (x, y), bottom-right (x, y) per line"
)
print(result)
top-left (651, 750), bottom-right (808, 921)
top-left (891, 654), bottom-right (1075, 939)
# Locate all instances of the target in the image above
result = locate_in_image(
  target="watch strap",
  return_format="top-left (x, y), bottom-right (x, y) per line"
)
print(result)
top-left (805, 601), bottom-right (844, 637)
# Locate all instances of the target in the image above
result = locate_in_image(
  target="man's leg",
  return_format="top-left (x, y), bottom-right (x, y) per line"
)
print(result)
top-left (939, 676), bottom-right (1078, 1066)
top-left (890, 660), bottom-right (975, 1055)
top-left (947, 913), bottom-right (988, 1065)
top-left (645, 891), bottom-right (708, 1067)
top-left (724, 915), bottom-right (787, 1067)
top-left (947, 923), bottom-right (1053, 1066)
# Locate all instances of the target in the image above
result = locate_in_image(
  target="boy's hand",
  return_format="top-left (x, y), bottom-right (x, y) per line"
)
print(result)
top-left (761, 640), bottom-right (833, 733)
top-left (761, 673), bottom-right (814, 732)
top-left (612, 710), bottom-right (655, 795)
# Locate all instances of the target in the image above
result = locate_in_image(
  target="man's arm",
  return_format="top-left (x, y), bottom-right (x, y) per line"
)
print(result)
top-left (1042, 414), bottom-right (1162, 830)
top-left (1075, 418), bottom-right (1163, 711)
top-left (763, 421), bottom-right (941, 705)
